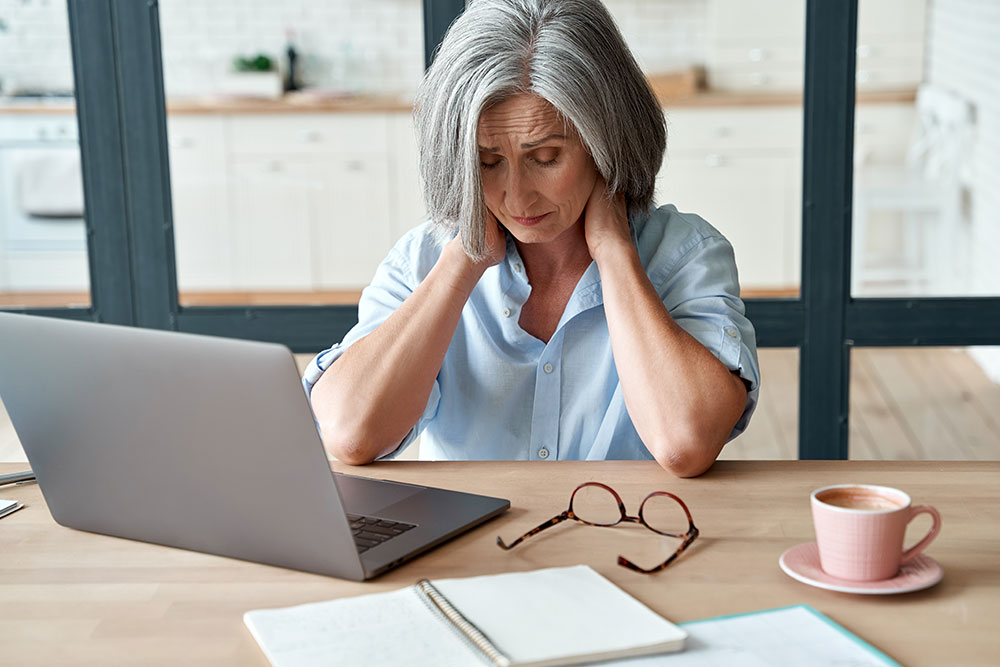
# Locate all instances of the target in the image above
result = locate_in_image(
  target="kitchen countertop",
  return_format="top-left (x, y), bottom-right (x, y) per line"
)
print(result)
top-left (0, 88), bottom-right (917, 115)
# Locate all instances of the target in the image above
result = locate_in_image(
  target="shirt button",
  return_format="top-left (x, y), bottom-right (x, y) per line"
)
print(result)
top-left (543, 363), bottom-right (554, 373)
top-left (503, 308), bottom-right (512, 318)
top-left (538, 448), bottom-right (550, 459)
top-left (513, 263), bottom-right (522, 273)
top-left (725, 327), bottom-right (738, 338)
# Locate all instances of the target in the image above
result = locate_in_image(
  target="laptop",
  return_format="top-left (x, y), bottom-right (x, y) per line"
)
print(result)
top-left (0, 312), bottom-right (509, 580)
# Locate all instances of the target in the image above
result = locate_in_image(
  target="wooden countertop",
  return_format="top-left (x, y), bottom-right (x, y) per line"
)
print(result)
top-left (1, 459), bottom-right (997, 666)
top-left (0, 88), bottom-right (917, 115)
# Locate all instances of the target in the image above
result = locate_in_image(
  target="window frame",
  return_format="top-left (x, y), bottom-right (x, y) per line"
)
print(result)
top-left (10, 0), bottom-right (999, 460)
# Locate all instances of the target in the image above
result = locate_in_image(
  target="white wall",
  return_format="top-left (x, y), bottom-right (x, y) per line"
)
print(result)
top-left (0, 0), bottom-right (707, 98)
top-left (926, 0), bottom-right (1000, 382)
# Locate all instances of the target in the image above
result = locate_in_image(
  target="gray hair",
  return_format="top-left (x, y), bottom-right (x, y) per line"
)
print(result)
top-left (414, 0), bottom-right (666, 260)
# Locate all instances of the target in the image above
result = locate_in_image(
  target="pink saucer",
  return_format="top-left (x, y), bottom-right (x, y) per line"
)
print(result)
top-left (779, 542), bottom-right (942, 595)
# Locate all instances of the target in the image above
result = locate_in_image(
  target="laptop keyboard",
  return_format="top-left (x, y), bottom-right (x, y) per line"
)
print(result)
top-left (347, 514), bottom-right (417, 553)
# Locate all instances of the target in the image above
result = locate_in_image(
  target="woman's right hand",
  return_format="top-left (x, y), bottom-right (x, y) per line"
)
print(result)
top-left (445, 208), bottom-right (507, 276)
top-left (481, 208), bottom-right (508, 267)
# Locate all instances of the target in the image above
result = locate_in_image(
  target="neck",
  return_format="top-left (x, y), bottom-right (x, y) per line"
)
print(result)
top-left (514, 220), bottom-right (593, 286)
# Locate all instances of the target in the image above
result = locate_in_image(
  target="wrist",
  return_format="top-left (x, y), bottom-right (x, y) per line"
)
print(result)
top-left (591, 236), bottom-right (638, 269)
top-left (437, 238), bottom-right (489, 293)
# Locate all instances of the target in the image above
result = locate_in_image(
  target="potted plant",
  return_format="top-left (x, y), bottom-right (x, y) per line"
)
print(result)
top-left (220, 53), bottom-right (283, 99)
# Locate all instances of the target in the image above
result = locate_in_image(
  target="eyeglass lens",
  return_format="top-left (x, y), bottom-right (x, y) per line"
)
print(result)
top-left (571, 484), bottom-right (622, 526)
top-left (640, 493), bottom-right (690, 536)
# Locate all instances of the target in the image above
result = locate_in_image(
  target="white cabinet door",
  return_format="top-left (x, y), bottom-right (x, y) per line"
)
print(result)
top-left (315, 154), bottom-right (394, 289)
top-left (230, 157), bottom-right (322, 290)
top-left (658, 153), bottom-right (798, 289)
top-left (227, 112), bottom-right (396, 292)
top-left (387, 112), bottom-right (427, 243)
top-left (167, 115), bottom-right (234, 291)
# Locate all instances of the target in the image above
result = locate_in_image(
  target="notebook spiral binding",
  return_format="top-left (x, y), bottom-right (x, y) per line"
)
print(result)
top-left (415, 579), bottom-right (512, 667)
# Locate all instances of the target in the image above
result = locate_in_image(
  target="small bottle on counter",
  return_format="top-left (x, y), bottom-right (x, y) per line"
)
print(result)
top-left (284, 28), bottom-right (300, 93)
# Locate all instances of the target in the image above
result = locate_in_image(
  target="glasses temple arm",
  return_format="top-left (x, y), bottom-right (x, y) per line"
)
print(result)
top-left (496, 511), bottom-right (571, 550)
top-left (617, 525), bottom-right (699, 574)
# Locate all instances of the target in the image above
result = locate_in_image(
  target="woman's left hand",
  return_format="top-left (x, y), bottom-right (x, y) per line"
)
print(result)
top-left (583, 175), bottom-right (631, 263)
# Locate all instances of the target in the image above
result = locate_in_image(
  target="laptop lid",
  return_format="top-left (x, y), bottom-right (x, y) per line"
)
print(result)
top-left (0, 313), bottom-right (372, 579)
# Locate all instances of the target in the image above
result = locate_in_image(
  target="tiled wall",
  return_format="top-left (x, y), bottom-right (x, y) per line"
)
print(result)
top-left (0, 0), bottom-right (707, 98)
top-left (0, 0), bottom-right (73, 94)
top-left (926, 0), bottom-right (1000, 380)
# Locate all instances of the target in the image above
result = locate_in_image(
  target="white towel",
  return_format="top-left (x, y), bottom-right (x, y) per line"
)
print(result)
top-left (16, 149), bottom-right (85, 218)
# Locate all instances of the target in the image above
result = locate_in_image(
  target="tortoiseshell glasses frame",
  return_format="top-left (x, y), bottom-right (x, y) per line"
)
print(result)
top-left (496, 481), bottom-right (699, 574)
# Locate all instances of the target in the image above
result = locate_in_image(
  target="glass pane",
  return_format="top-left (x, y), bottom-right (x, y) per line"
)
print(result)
top-left (0, 1), bottom-right (91, 309)
top-left (605, 0), bottom-right (804, 298)
top-left (852, 0), bottom-right (997, 297)
top-left (158, 1), bottom-right (424, 307)
top-left (849, 347), bottom-right (1000, 460)
top-left (720, 348), bottom-right (798, 461)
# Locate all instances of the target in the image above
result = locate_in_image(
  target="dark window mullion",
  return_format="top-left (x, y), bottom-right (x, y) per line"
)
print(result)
top-left (61, 0), bottom-right (136, 324)
top-left (798, 0), bottom-right (858, 459)
top-left (847, 298), bottom-right (1000, 347)
top-left (109, 0), bottom-right (177, 330)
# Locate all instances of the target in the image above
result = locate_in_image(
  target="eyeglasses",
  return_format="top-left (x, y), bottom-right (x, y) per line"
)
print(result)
top-left (496, 481), bottom-right (699, 574)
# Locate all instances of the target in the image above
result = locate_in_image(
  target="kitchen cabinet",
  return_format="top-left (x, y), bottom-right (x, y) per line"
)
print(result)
top-left (4, 97), bottom-right (916, 299)
top-left (659, 106), bottom-right (802, 290)
top-left (167, 115), bottom-right (234, 291)
top-left (706, 0), bottom-right (925, 93)
top-left (230, 156), bottom-right (320, 290)
top-left (387, 112), bottom-right (428, 242)
top-left (854, 103), bottom-right (917, 166)
top-left (314, 153), bottom-right (393, 289)
top-left (166, 112), bottom-right (401, 293)
top-left (659, 102), bottom-right (917, 292)
top-left (227, 113), bottom-right (395, 291)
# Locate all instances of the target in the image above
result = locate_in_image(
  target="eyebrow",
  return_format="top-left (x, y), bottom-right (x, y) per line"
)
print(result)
top-left (478, 133), bottom-right (566, 152)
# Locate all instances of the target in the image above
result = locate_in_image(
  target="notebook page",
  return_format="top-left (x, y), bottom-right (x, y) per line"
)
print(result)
top-left (243, 587), bottom-right (474, 667)
top-left (431, 565), bottom-right (686, 666)
top-left (595, 605), bottom-right (899, 666)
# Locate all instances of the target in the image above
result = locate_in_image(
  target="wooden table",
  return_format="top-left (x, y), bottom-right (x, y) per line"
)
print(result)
top-left (1, 461), bottom-right (997, 666)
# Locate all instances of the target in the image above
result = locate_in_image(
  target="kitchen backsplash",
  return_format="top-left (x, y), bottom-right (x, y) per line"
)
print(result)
top-left (0, 0), bottom-right (707, 98)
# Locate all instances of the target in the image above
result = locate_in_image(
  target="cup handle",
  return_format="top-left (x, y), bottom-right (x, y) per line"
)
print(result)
top-left (900, 504), bottom-right (942, 565)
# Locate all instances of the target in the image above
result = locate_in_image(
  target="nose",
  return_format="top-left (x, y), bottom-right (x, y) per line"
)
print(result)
top-left (504, 164), bottom-right (538, 215)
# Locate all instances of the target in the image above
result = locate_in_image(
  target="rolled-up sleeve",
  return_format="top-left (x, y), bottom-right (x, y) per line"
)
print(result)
top-left (649, 229), bottom-right (761, 440)
top-left (302, 240), bottom-right (442, 459)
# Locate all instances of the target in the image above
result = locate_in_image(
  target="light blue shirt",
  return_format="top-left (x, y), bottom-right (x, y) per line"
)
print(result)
top-left (304, 204), bottom-right (760, 461)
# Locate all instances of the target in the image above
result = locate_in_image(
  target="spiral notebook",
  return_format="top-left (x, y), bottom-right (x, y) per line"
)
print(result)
top-left (243, 565), bottom-right (687, 667)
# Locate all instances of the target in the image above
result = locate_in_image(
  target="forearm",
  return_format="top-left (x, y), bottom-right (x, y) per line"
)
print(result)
top-left (310, 241), bottom-right (485, 464)
top-left (596, 244), bottom-right (747, 477)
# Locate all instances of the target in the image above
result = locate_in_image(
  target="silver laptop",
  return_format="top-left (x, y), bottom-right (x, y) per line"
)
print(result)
top-left (0, 312), bottom-right (508, 580)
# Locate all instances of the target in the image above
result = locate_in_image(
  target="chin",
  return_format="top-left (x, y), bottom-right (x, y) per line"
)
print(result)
top-left (504, 216), bottom-right (578, 245)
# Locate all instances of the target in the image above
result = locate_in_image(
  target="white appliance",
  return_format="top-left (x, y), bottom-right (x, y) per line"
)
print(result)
top-left (0, 105), bottom-right (89, 291)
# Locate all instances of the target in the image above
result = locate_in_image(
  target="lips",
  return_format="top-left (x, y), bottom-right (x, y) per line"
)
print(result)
top-left (511, 213), bottom-right (549, 227)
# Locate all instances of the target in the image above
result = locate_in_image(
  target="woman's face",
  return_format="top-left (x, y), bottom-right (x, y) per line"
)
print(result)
top-left (477, 94), bottom-right (598, 247)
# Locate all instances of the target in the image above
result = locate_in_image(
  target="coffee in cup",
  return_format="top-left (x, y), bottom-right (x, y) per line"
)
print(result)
top-left (811, 484), bottom-right (941, 581)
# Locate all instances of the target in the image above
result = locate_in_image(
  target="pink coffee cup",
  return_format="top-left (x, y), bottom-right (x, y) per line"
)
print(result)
top-left (811, 484), bottom-right (941, 581)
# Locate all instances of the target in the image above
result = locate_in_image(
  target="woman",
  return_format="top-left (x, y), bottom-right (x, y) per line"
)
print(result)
top-left (306, 0), bottom-right (760, 477)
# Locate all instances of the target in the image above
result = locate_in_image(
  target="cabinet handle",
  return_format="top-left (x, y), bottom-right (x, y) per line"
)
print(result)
top-left (300, 130), bottom-right (323, 143)
top-left (705, 154), bottom-right (727, 168)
